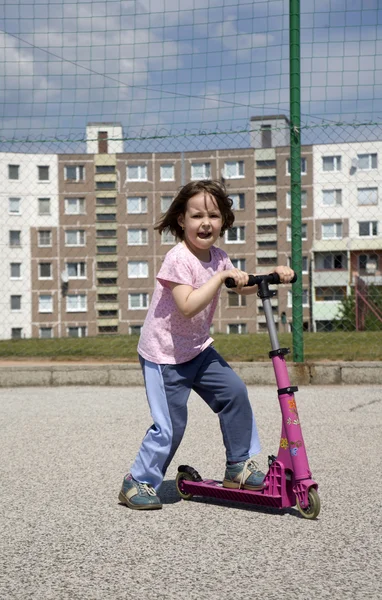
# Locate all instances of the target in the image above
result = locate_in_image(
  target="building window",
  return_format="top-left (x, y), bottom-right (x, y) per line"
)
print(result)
top-left (224, 161), bottom-right (244, 179)
top-left (227, 323), bottom-right (247, 334)
top-left (39, 294), bottom-right (53, 313)
top-left (97, 277), bottom-right (117, 285)
top-left (65, 230), bottom-right (85, 246)
top-left (161, 196), bottom-right (173, 213)
top-left (11, 328), bottom-right (23, 339)
top-left (98, 325), bottom-right (118, 334)
top-left (96, 181), bottom-right (116, 191)
top-left (38, 230), bottom-right (52, 247)
top-left (96, 213), bottom-right (116, 222)
top-left (225, 226), bottom-right (245, 243)
top-left (191, 163), bottom-right (211, 180)
top-left (160, 164), bottom-right (175, 181)
top-left (96, 229), bottom-right (116, 239)
top-left (39, 263), bottom-right (52, 279)
top-left (322, 189), bottom-right (342, 207)
top-left (8, 164), bottom-right (19, 180)
top-left (288, 289), bottom-right (309, 307)
top-left (322, 155), bottom-right (341, 172)
top-left (286, 191), bottom-right (307, 208)
top-left (65, 198), bottom-right (85, 215)
top-left (288, 256), bottom-right (309, 273)
top-left (97, 245), bottom-right (117, 254)
top-left (11, 295), bottom-right (21, 311)
top-left (96, 165), bottom-right (115, 174)
top-left (9, 231), bottom-right (21, 247)
top-left (128, 261), bottom-right (149, 278)
top-left (67, 326), bottom-right (87, 337)
top-left (128, 293), bottom-right (149, 310)
top-left (256, 175), bottom-right (277, 185)
top-left (287, 224), bottom-right (307, 241)
top-left (127, 196), bottom-right (148, 214)
top-left (10, 262), bottom-right (21, 279)
top-left (228, 292), bottom-right (247, 307)
top-left (359, 254), bottom-right (378, 274)
top-left (38, 198), bottom-right (51, 215)
top-left (39, 327), bottom-right (53, 339)
top-left (315, 252), bottom-right (346, 270)
top-left (357, 153), bottom-right (377, 170)
top-left (127, 164), bottom-right (147, 181)
top-left (66, 262), bottom-right (86, 279)
top-left (357, 188), bottom-right (378, 206)
top-left (286, 158), bottom-right (307, 175)
top-left (9, 198), bottom-right (21, 214)
top-left (359, 221), bottom-right (378, 237)
top-left (97, 261), bottom-right (117, 270)
top-left (129, 325), bottom-right (142, 335)
top-left (322, 222), bottom-right (343, 240)
top-left (231, 258), bottom-right (246, 271)
top-left (161, 231), bottom-right (176, 245)
top-left (230, 193), bottom-right (245, 210)
top-left (127, 229), bottom-right (148, 245)
top-left (98, 293), bottom-right (118, 303)
top-left (65, 165), bottom-right (84, 181)
top-left (315, 287), bottom-right (346, 302)
top-left (66, 294), bottom-right (87, 312)
top-left (38, 166), bottom-right (50, 181)
top-left (96, 197), bottom-right (116, 206)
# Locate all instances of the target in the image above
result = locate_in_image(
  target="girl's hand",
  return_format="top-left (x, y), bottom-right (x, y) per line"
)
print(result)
top-left (273, 265), bottom-right (295, 284)
top-left (220, 268), bottom-right (249, 290)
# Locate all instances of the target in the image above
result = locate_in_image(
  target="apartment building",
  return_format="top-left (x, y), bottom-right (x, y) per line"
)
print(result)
top-left (1, 118), bottom-right (381, 339)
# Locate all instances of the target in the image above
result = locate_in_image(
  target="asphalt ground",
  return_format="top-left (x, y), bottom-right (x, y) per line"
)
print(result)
top-left (1, 385), bottom-right (381, 600)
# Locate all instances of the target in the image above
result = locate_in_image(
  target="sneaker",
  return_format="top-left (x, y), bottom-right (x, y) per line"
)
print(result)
top-left (118, 474), bottom-right (162, 510)
top-left (222, 459), bottom-right (265, 491)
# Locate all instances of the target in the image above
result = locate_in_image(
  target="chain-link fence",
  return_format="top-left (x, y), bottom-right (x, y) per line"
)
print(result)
top-left (1, 0), bottom-right (381, 360)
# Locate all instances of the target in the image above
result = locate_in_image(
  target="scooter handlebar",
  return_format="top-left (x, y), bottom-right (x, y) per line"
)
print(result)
top-left (225, 271), bottom-right (297, 289)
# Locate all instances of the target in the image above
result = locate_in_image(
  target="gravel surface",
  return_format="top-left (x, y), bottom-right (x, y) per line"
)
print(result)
top-left (1, 385), bottom-right (381, 600)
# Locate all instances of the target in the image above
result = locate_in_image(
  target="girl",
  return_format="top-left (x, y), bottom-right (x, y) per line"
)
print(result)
top-left (119, 180), bottom-right (294, 510)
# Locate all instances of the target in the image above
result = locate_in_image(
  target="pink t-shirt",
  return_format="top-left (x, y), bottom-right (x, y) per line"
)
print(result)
top-left (138, 243), bottom-right (233, 364)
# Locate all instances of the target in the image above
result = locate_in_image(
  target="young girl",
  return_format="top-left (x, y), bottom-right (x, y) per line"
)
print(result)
top-left (119, 179), bottom-right (294, 510)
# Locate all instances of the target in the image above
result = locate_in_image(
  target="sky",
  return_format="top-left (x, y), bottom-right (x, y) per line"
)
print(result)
top-left (0, 0), bottom-right (382, 152)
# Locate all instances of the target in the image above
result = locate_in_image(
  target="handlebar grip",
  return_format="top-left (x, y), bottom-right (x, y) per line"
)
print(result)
top-left (225, 271), bottom-right (297, 288)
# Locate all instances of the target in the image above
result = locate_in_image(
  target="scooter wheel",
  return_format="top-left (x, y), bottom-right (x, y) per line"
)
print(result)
top-left (175, 471), bottom-right (194, 500)
top-left (296, 488), bottom-right (320, 519)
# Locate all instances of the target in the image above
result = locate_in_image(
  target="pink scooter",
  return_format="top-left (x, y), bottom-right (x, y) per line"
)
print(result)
top-left (176, 272), bottom-right (320, 519)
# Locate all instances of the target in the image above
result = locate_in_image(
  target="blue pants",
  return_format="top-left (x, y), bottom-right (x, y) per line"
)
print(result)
top-left (130, 346), bottom-right (261, 490)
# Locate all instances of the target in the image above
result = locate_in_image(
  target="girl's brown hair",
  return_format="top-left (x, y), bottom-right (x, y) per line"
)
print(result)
top-left (155, 179), bottom-right (235, 240)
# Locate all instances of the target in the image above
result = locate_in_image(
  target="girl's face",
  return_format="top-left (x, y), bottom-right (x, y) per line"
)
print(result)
top-left (178, 191), bottom-right (223, 260)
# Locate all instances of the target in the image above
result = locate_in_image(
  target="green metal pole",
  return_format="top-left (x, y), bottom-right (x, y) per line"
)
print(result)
top-left (290, 0), bottom-right (304, 362)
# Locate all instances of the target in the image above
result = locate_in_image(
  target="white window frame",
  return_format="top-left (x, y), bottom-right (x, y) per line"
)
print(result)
top-left (39, 327), bottom-right (53, 339)
top-left (230, 193), bottom-right (245, 210)
top-left (288, 289), bottom-right (309, 307)
top-left (231, 258), bottom-right (246, 271)
top-left (286, 190), bottom-right (307, 208)
top-left (127, 196), bottom-right (148, 214)
top-left (128, 293), bottom-right (149, 310)
top-left (357, 188), bottom-right (378, 206)
top-left (358, 221), bottom-right (378, 237)
top-left (322, 222), bottom-right (343, 240)
top-left (38, 230), bottom-right (52, 247)
top-left (66, 262), bottom-right (86, 279)
top-left (65, 230), bottom-right (85, 246)
top-left (287, 224), bottom-right (307, 241)
top-left (38, 262), bottom-right (52, 280)
top-left (64, 165), bottom-right (85, 181)
top-left (9, 197), bottom-right (21, 215)
top-left (322, 155), bottom-right (342, 172)
top-left (38, 197), bottom-right (51, 216)
top-left (10, 262), bottom-right (21, 279)
top-left (357, 153), bottom-right (377, 170)
top-left (127, 229), bottom-right (148, 246)
top-left (129, 325), bottom-right (143, 335)
top-left (227, 292), bottom-right (247, 307)
top-left (224, 161), bottom-right (245, 179)
top-left (225, 226), bottom-right (245, 244)
top-left (65, 198), bottom-right (85, 215)
top-left (161, 231), bottom-right (176, 245)
top-left (127, 164), bottom-right (147, 181)
top-left (288, 256), bottom-right (309, 274)
top-left (66, 294), bottom-right (87, 312)
top-left (8, 164), bottom-right (20, 180)
top-left (9, 230), bottom-right (21, 247)
top-left (128, 261), bottom-right (149, 278)
top-left (160, 164), bottom-right (175, 181)
top-left (39, 294), bottom-right (53, 313)
top-left (286, 158), bottom-right (307, 175)
top-left (191, 163), bottom-right (211, 180)
top-left (322, 189), bottom-right (342, 207)
top-left (38, 165), bottom-right (50, 181)
top-left (161, 196), bottom-right (173, 213)
top-left (227, 323), bottom-right (247, 334)
top-left (10, 295), bottom-right (22, 312)
top-left (67, 326), bottom-right (87, 338)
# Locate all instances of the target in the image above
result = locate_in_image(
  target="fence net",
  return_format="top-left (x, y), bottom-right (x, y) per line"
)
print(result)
top-left (1, 0), bottom-right (381, 360)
